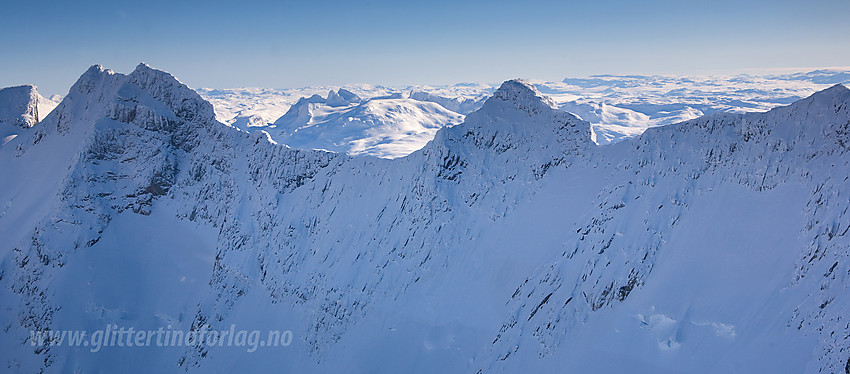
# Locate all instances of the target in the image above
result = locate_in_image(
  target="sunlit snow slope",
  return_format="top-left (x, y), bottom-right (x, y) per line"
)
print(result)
top-left (261, 89), bottom-right (465, 158)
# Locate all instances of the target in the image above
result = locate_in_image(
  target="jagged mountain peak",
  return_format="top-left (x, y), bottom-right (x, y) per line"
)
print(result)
top-left (15, 63), bottom-right (220, 156)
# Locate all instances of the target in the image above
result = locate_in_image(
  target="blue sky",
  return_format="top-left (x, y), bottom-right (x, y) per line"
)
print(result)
top-left (1, 0), bottom-right (848, 96)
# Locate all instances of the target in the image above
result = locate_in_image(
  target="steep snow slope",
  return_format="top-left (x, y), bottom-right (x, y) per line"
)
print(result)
top-left (1, 65), bottom-right (849, 374)
top-left (478, 83), bottom-right (850, 373)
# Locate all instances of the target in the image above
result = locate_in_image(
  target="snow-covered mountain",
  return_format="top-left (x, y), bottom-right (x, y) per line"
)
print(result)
top-left (253, 89), bottom-right (465, 158)
top-left (0, 85), bottom-right (59, 146)
top-left (196, 84), bottom-right (400, 131)
top-left (1, 64), bottom-right (849, 373)
top-left (407, 88), bottom-right (489, 115)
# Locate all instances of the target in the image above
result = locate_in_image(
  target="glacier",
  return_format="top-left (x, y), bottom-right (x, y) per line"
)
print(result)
top-left (0, 64), bottom-right (849, 373)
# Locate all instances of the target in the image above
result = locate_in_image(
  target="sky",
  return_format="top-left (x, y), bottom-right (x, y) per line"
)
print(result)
top-left (1, 0), bottom-right (849, 96)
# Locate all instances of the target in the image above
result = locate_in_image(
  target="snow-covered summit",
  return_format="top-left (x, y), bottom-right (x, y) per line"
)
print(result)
top-left (796, 83), bottom-right (849, 106)
top-left (485, 79), bottom-right (557, 115)
top-left (274, 93), bottom-right (332, 128)
top-left (415, 77), bottom-right (591, 214)
top-left (126, 63), bottom-right (217, 125)
top-left (326, 88), bottom-right (362, 107)
top-left (0, 84), bottom-right (59, 146)
top-left (442, 78), bottom-right (590, 155)
top-left (47, 63), bottom-right (217, 147)
top-left (0, 85), bottom-right (41, 129)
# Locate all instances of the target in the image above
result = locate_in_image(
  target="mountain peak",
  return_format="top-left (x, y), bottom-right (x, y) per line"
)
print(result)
top-left (326, 88), bottom-right (362, 107)
top-left (85, 64), bottom-right (109, 75)
top-left (68, 65), bottom-right (116, 96)
top-left (0, 85), bottom-right (41, 132)
top-left (430, 78), bottom-right (590, 159)
top-left (123, 63), bottom-right (216, 125)
top-left (820, 83), bottom-right (849, 95)
top-left (494, 80), bottom-right (553, 105)
top-left (130, 62), bottom-right (159, 77)
top-left (481, 79), bottom-right (557, 116)
top-left (129, 62), bottom-right (181, 85)
top-left (792, 83), bottom-right (850, 109)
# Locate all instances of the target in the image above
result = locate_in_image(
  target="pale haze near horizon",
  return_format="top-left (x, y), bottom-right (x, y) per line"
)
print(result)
top-left (1, 0), bottom-right (848, 96)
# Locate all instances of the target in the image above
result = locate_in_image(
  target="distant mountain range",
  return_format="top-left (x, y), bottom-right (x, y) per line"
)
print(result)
top-left (195, 69), bottom-right (850, 157)
top-left (249, 89), bottom-right (466, 158)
